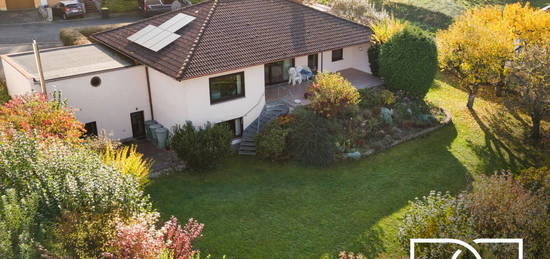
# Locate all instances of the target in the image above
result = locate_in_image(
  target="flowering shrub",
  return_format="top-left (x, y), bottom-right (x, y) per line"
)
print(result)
top-left (308, 73), bottom-right (361, 118)
top-left (104, 212), bottom-right (204, 259)
top-left (0, 93), bottom-right (84, 143)
top-left (0, 189), bottom-right (40, 258)
top-left (398, 191), bottom-right (476, 258)
top-left (101, 143), bottom-right (152, 188)
top-left (399, 174), bottom-right (550, 258)
top-left (0, 134), bottom-right (149, 219)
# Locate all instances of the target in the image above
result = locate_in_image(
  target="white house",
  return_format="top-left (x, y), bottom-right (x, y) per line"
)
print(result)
top-left (1, 0), bottom-right (375, 141)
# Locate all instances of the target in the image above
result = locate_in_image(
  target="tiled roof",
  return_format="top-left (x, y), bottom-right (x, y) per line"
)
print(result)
top-left (91, 0), bottom-right (372, 80)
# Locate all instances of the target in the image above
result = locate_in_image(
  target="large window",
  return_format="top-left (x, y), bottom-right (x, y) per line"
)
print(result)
top-left (332, 48), bottom-right (343, 62)
top-left (220, 117), bottom-right (243, 137)
top-left (209, 72), bottom-right (245, 104)
top-left (83, 121), bottom-right (98, 137)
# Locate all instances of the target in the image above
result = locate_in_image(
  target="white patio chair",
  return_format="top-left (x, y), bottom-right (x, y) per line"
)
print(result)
top-left (288, 67), bottom-right (302, 85)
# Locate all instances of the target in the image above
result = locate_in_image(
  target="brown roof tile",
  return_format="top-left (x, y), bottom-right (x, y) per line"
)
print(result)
top-left (91, 0), bottom-right (372, 80)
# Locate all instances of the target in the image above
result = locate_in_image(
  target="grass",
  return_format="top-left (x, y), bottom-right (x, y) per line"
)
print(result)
top-left (146, 74), bottom-right (548, 258)
top-left (105, 0), bottom-right (138, 13)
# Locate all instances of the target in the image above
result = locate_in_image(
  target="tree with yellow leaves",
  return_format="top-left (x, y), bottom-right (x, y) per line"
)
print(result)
top-left (437, 3), bottom-right (550, 109)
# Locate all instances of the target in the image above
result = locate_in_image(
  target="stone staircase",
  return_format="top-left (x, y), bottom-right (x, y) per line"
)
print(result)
top-left (238, 102), bottom-right (290, 156)
top-left (82, 0), bottom-right (98, 13)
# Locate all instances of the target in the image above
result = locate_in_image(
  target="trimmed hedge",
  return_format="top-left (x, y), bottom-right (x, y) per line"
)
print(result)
top-left (59, 23), bottom-right (129, 46)
top-left (367, 43), bottom-right (381, 76)
top-left (379, 25), bottom-right (438, 97)
top-left (170, 121), bottom-right (233, 170)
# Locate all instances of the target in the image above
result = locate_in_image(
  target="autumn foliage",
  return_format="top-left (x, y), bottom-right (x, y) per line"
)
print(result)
top-left (437, 3), bottom-right (550, 108)
top-left (0, 93), bottom-right (84, 142)
top-left (307, 72), bottom-right (361, 118)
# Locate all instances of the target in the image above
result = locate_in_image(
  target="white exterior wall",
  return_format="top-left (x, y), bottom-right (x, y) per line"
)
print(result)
top-left (43, 66), bottom-right (151, 140)
top-left (290, 43), bottom-right (372, 74)
top-left (149, 65), bottom-right (265, 131)
top-left (2, 59), bottom-right (34, 97)
top-left (321, 43), bottom-right (371, 73)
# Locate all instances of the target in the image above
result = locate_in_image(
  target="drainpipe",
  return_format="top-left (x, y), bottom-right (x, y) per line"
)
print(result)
top-left (320, 51), bottom-right (323, 72)
top-left (32, 40), bottom-right (47, 95)
top-left (145, 67), bottom-right (155, 120)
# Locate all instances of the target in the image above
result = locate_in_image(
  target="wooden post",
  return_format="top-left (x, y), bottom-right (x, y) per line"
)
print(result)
top-left (32, 40), bottom-right (47, 95)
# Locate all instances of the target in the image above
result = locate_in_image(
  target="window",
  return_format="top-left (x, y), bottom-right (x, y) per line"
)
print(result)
top-left (332, 48), bottom-right (343, 62)
top-left (209, 72), bottom-right (245, 104)
top-left (220, 117), bottom-right (243, 137)
top-left (83, 121), bottom-right (98, 137)
top-left (90, 76), bottom-right (101, 87)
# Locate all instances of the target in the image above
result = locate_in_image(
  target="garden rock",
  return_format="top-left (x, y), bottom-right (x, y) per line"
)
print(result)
top-left (344, 151), bottom-right (361, 160)
top-left (380, 107), bottom-right (394, 125)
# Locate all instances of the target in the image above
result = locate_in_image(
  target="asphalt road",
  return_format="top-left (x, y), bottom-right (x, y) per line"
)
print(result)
top-left (0, 15), bottom-right (141, 80)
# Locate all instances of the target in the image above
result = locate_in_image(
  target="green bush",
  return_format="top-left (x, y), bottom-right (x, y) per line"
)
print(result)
top-left (367, 44), bottom-right (381, 76)
top-left (0, 134), bottom-right (149, 220)
top-left (379, 25), bottom-right (438, 97)
top-left (170, 121), bottom-right (233, 170)
top-left (46, 211), bottom-right (118, 258)
top-left (398, 191), bottom-right (476, 258)
top-left (358, 88), bottom-right (396, 109)
top-left (257, 120), bottom-right (290, 161)
top-left (105, 0), bottom-right (138, 13)
top-left (464, 174), bottom-right (550, 258)
top-left (308, 72), bottom-right (361, 119)
top-left (0, 189), bottom-right (40, 259)
top-left (288, 108), bottom-right (340, 167)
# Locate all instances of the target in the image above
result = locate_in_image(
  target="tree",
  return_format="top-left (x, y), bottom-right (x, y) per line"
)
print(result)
top-left (507, 39), bottom-right (550, 143)
top-left (379, 25), bottom-right (438, 97)
top-left (437, 3), bottom-right (550, 108)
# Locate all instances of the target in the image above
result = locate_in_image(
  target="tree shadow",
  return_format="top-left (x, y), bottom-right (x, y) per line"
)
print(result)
top-left (466, 108), bottom-right (544, 174)
top-left (385, 2), bottom-right (454, 33)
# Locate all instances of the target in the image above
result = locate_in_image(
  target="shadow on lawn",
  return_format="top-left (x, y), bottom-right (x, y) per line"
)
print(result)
top-left (467, 107), bottom-right (547, 174)
top-left (385, 2), bottom-right (454, 33)
top-left (146, 124), bottom-right (471, 258)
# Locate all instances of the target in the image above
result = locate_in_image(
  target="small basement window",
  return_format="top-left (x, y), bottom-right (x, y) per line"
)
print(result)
top-left (209, 72), bottom-right (245, 104)
top-left (219, 117), bottom-right (243, 137)
top-left (83, 121), bottom-right (98, 137)
top-left (90, 76), bottom-right (101, 87)
top-left (332, 48), bottom-right (343, 62)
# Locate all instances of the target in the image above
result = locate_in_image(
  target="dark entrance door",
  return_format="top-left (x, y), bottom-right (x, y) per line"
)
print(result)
top-left (130, 111), bottom-right (146, 138)
top-left (265, 59), bottom-right (294, 85)
top-left (308, 54), bottom-right (318, 74)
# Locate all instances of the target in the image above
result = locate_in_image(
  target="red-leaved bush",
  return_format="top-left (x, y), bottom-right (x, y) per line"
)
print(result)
top-left (104, 213), bottom-right (204, 259)
top-left (0, 93), bottom-right (84, 143)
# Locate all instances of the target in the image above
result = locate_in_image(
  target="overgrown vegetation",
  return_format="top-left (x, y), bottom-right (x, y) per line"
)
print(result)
top-left (170, 121), bottom-right (233, 170)
top-left (101, 143), bottom-right (153, 187)
top-left (307, 72), bottom-right (361, 118)
top-left (256, 117), bottom-right (292, 161)
top-left (59, 23), bottom-right (129, 46)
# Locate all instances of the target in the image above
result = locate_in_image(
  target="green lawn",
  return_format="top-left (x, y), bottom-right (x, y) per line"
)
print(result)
top-left (146, 74), bottom-right (548, 258)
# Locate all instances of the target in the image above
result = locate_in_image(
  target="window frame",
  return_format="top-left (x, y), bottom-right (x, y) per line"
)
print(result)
top-left (220, 117), bottom-right (244, 138)
top-left (331, 48), bottom-right (344, 62)
top-left (209, 71), bottom-right (246, 105)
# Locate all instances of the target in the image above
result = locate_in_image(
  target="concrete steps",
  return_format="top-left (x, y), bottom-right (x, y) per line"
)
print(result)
top-left (238, 102), bottom-right (289, 156)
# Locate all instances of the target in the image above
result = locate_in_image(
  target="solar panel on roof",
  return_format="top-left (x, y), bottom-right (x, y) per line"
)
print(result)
top-left (159, 13), bottom-right (196, 32)
top-left (126, 13), bottom-right (195, 52)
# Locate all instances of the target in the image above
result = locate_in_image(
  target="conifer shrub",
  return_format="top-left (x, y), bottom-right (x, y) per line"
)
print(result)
top-left (379, 25), bottom-right (438, 97)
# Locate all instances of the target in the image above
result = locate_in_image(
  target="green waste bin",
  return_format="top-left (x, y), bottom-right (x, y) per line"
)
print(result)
top-left (149, 124), bottom-right (163, 145)
top-left (155, 127), bottom-right (169, 149)
top-left (144, 120), bottom-right (157, 140)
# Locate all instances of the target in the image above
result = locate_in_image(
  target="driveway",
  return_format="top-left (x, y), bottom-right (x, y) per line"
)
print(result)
top-left (0, 14), bottom-right (141, 80)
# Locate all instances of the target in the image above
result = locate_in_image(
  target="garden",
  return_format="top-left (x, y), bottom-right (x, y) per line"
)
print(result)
top-left (0, 0), bottom-right (548, 259)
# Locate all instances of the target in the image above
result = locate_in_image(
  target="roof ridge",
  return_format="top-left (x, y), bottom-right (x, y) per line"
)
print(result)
top-left (176, 0), bottom-right (220, 80)
top-left (90, 0), bottom-right (214, 41)
top-left (282, 0), bottom-right (373, 32)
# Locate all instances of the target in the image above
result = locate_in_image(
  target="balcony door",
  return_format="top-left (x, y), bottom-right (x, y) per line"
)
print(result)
top-left (265, 58), bottom-right (294, 85)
